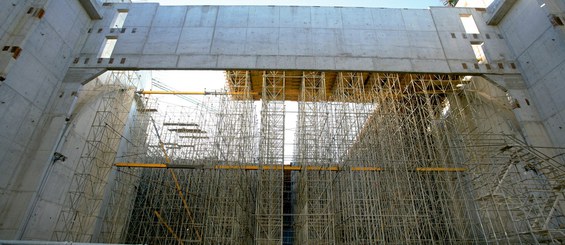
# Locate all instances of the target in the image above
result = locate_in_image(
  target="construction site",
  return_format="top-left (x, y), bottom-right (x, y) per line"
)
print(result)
top-left (37, 69), bottom-right (562, 244)
top-left (1, 0), bottom-right (565, 244)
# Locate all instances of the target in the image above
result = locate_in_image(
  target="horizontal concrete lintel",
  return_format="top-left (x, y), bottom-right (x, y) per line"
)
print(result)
top-left (71, 57), bottom-right (523, 76)
top-left (78, 0), bottom-right (103, 20)
top-left (486, 0), bottom-right (518, 25)
top-left (63, 68), bottom-right (107, 85)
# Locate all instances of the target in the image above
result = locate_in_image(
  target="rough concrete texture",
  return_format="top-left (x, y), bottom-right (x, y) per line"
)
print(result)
top-left (0, 0), bottom-right (92, 239)
top-left (71, 4), bottom-right (518, 74)
top-left (497, 0), bottom-right (565, 149)
top-left (20, 72), bottom-right (136, 240)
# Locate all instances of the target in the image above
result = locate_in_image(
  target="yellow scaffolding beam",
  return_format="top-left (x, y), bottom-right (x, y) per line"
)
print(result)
top-left (115, 162), bottom-right (465, 172)
top-left (137, 90), bottom-right (259, 96)
top-left (416, 167), bottom-right (467, 172)
top-left (154, 210), bottom-right (184, 245)
top-left (169, 169), bottom-right (202, 241)
top-left (115, 162), bottom-right (167, 168)
top-left (151, 127), bottom-right (202, 241)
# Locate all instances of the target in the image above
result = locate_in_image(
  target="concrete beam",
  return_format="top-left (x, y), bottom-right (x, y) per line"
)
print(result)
top-left (78, 0), bottom-right (103, 20)
top-left (64, 68), bottom-right (106, 85)
top-left (71, 4), bottom-right (519, 75)
top-left (486, 0), bottom-right (517, 25)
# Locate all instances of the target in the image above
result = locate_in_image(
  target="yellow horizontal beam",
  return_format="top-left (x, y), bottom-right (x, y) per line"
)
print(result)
top-left (115, 163), bottom-right (379, 171)
top-left (303, 166), bottom-right (339, 171)
top-left (137, 90), bottom-right (258, 95)
top-left (351, 167), bottom-right (384, 171)
top-left (115, 163), bottom-right (464, 172)
top-left (214, 165), bottom-right (259, 170)
top-left (213, 165), bottom-right (384, 171)
top-left (416, 167), bottom-right (467, 172)
top-left (115, 162), bottom-right (167, 168)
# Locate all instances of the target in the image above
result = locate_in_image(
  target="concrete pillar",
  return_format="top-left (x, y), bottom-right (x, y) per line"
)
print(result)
top-left (484, 74), bottom-right (554, 148)
top-left (15, 69), bottom-right (105, 240)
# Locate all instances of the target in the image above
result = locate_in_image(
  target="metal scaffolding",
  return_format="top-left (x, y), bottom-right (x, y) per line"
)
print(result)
top-left (255, 71), bottom-right (286, 244)
top-left (294, 71), bottom-right (335, 244)
top-left (58, 70), bottom-right (565, 244)
top-left (52, 71), bottom-right (140, 242)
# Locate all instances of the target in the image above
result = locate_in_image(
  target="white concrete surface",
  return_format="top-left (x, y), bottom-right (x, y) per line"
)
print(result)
top-left (0, 0), bottom-right (93, 239)
top-left (496, 0), bottom-right (565, 150)
top-left (71, 4), bottom-right (518, 74)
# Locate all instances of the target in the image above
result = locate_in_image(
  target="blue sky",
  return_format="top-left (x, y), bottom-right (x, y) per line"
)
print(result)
top-left (134, 0), bottom-right (444, 8)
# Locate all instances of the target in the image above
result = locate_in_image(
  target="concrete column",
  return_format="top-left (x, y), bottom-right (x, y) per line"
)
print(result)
top-left (484, 74), bottom-right (554, 148)
top-left (15, 68), bottom-right (105, 240)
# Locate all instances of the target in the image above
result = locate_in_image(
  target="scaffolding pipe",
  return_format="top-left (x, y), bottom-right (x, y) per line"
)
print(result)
top-left (415, 167), bottom-right (467, 172)
top-left (137, 90), bottom-right (258, 96)
top-left (151, 116), bottom-right (201, 241)
top-left (112, 71), bottom-right (565, 244)
top-left (115, 163), bottom-right (167, 168)
top-left (114, 163), bottom-right (466, 172)
top-left (153, 211), bottom-right (184, 245)
top-left (169, 169), bottom-right (202, 241)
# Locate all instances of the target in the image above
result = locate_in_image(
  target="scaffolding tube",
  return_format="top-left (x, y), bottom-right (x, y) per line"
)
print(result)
top-left (88, 71), bottom-right (565, 244)
top-left (137, 90), bottom-right (258, 96)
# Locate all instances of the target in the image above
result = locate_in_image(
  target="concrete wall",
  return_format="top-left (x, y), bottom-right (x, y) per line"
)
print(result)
top-left (20, 75), bottom-right (108, 240)
top-left (71, 3), bottom-right (518, 74)
top-left (496, 0), bottom-right (565, 149)
top-left (68, 2), bottom-right (553, 150)
top-left (0, 0), bottom-right (93, 239)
